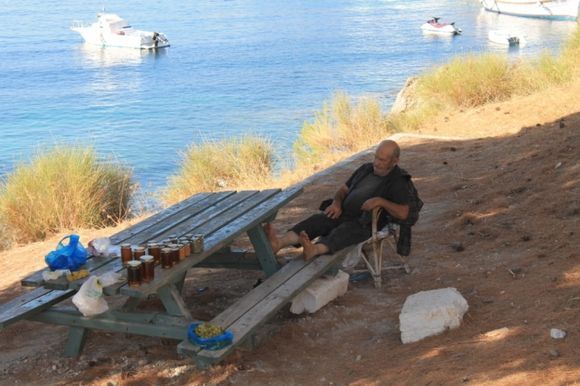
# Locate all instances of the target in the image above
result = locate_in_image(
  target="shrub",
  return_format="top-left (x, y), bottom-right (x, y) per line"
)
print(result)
top-left (293, 92), bottom-right (391, 165)
top-left (0, 146), bottom-right (134, 243)
top-left (417, 54), bottom-right (513, 108)
top-left (162, 136), bottom-right (274, 205)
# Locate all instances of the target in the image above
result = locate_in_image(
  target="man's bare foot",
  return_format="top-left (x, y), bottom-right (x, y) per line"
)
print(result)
top-left (263, 223), bottom-right (280, 254)
top-left (299, 231), bottom-right (318, 261)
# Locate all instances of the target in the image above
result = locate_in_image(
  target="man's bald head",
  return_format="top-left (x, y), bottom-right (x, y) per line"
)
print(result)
top-left (377, 140), bottom-right (400, 159)
top-left (373, 140), bottom-right (400, 176)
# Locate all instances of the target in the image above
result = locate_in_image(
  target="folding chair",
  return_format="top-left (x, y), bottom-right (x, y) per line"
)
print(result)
top-left (359, 207), bottom-right (411, 288)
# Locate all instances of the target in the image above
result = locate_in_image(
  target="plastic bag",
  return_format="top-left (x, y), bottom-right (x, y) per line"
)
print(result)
top-left (45, 234), bottom-right (88, 272)
top-left (87, 237), bottom-right (120, 258)
top-left (187, 323), bottom-right (233, 350)
top-left (72, 276), bottom-right (109, 317)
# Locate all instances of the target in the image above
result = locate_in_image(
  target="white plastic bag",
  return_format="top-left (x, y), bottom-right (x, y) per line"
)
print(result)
top-left (72, 276), bottom-right (109, 317)
top-left (87, 237), bottom-right (121, 258)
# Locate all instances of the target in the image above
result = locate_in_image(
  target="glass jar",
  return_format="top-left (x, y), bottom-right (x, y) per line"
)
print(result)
top-left (147, 243), bottom-right (161, 265)
top-left (160, 248), bottom-right (172, 269)
top-left (127, 260), bottom-right (142, 287)
top-left (120, 243), bottom-right (132, 266)
top-left (140, 255), bottom-right (155, 282)
top-left (133, 246), bottom-right (146, 260)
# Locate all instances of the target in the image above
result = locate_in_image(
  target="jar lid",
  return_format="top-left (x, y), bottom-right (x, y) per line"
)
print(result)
top-left (134, 246), bottom-right (145, 251)
top-left (140, 254), bottom-right (154, 262)
top-left (127, 260), bottom-right (142, 267)
top-left (121, 243), bottom-right (131, 247)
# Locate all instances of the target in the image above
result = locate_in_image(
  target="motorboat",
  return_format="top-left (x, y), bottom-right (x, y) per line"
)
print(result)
top-left (480, 0), bottom-right (579, 21)
top-left (420, 17), bottom-right (462, 35)
top-left (488, 30), bottom-right (527, 46)
top-left (71, 13), bottom-right (170, 49)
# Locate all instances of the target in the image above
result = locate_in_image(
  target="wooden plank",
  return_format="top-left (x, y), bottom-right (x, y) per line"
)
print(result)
top-left (109, 192), bottom-right (212, 245)
top-left (123, 191), bottom-right (236, 246)
top-left (0, 288), bottom-right (74, 329)
top-left (176, 258), bottom-right (308, 359)
top-left (196, 250), bottom-right (347, 362)
top-left (21, 193), bottom-right (218, 288)
top-left (120, 187), bottom-right (302, 297)
top-left (95, 190), bottom-right (274, 296)
top-left (22, 254), bottom-right (113, 288)
top-left (158, 284), bottom-right (193, 319)
top-left (64, 326), bottom-right (87, 357)
top-left (30, 307), bottom-right (191, 340)
top-left (63, 191), bottom-right (257, 294)
top-left (133, 190), bottom-right (261, 245)
top-left (212, 259), bottom-right (306, 327)
top-left (247, 226), bottom-right (279, 276)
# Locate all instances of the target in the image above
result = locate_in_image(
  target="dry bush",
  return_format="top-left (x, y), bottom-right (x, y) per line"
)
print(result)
top-left (0, 146), bottom-right (134, 243)
top-left (162, 136), bottom-right (274, 205)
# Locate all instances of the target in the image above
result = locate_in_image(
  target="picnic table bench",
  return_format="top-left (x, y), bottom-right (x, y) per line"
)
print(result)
top-left (0, 186), bottom-right (354, 367)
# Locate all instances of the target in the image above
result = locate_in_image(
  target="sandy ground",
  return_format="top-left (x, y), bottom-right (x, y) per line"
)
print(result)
top-left (0, 81), bottom-right (579, 385)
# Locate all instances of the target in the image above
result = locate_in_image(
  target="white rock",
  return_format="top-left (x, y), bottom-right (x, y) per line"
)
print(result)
top-left (399, 287), bottom-right (468, 344)
top-left (550, 328), bottom-right (567, 339)
top-left (290, 271), bottom-right (349, 314)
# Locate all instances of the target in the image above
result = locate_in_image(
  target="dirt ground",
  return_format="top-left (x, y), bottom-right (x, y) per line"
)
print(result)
top-left (0, 81), bottom-right (579, 385)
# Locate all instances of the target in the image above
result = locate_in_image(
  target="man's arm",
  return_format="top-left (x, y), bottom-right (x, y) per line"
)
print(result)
top-left (361, 197), bottom-right (409, 221)
top-left (324, 184), bottom-right (349, 219)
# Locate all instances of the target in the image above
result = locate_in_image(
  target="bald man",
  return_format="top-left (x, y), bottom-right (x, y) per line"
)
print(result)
top-left (265, 139), bottom-right (412, 261)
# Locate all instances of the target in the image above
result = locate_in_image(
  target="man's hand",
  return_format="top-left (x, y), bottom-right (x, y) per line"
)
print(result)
top-left (361, 197), bottom-right (385, 212)
top-left (324, 201), bottom-right (342, 219)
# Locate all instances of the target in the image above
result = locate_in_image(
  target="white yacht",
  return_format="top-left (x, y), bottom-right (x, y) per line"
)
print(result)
top-left (71, 13), bottom-right (170, 49)
top-left (480, 0), bottom-right (579, 21)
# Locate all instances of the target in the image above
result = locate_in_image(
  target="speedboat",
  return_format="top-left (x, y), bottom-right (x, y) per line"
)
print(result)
top-left (480, 0), bottom-right (579, 21)
top-left (488, 30), bottom-right (527, 47)
top-left (71, 13), bottom-right (170, 49)
top-left (421, 17), bottom-right (462, 35)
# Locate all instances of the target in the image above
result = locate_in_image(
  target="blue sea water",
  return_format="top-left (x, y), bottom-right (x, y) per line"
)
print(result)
top-left (0, 0), bottom-right (576, 197)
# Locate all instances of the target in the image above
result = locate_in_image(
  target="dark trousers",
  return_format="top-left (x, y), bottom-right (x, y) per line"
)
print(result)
top-left (290, 213), bottom-right (372, 254)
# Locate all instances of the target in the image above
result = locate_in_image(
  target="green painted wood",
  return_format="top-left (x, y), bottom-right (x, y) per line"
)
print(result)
top-left (109, 192), bottom-right (212, 245)
top-left (123, 191), bottom-right (236, 246)
top-left (120, 187), bottom-right (302, 298)
top-left (158, 284), bottom-right (193, 319)
top-left (175, 272), bottom-right (187, 294)
top-left (247, 226), bottom-right (279, 277)
top-left (141, 190), bottom-right (261, 244)
top-left (81, 190), bottom-right (274, 296)
top-left (64, 326), bottom-right (88, 357)
top-left (23, 193), bottom-right (228, 289)
top-left (0, 288), bottom-right (74, 329)
top-left (195, 251), bottom-right (261, 270)
top-left (30, 308), bottom-right (190, 340)
top-left (177, 258), bottom-right (307, 358)
top-left (196, 250), bottom-right (348, 361)
top-left (22, 254), bottom-right (117, 288)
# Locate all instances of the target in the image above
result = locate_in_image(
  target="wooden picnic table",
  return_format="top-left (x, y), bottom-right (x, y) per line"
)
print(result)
top-left (2, 187), bottom-right (321, 363)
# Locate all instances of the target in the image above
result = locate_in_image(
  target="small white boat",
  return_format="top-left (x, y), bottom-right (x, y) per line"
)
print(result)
top-left (480, 0), bottom-right (579, 21)
top-left (71, 13), bottom-right (170, 49)
top-left (488, 30), bottom-right (527, 46)
top-left (420, 17), bottom-right (462, 35)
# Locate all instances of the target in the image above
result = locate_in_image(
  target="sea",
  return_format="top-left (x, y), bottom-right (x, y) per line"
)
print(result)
top-left (0, 0), bottom-right (576, 203)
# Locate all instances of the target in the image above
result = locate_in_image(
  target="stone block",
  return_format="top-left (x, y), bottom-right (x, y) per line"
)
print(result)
top-left (399, 287), bottom-right (468, 344)
top-left (290, 270), bottom-right (349, 314)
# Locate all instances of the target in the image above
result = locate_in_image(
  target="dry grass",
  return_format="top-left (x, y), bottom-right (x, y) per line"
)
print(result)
top-left (0, 146), bottom-right (134, 245)
top-left (293, 92), bottom-right (392, 165)
top-left (162, 136), bottom-right (274, 205)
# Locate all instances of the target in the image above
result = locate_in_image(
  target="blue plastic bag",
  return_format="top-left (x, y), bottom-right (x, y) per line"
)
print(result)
top-left (188, 323), bottom-right (233, 351)
top-left (44, 234), bottom-right (88, 272)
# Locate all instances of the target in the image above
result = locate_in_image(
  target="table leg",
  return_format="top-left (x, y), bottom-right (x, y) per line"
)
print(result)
top-left (64, 326), bottom-right (87, 358)
top-left (158, 284), bottom-right (192, 320)
top-left (175, 272), bottom-right (187, 294)
top-left (247, 226), bottom-right (279, 277)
